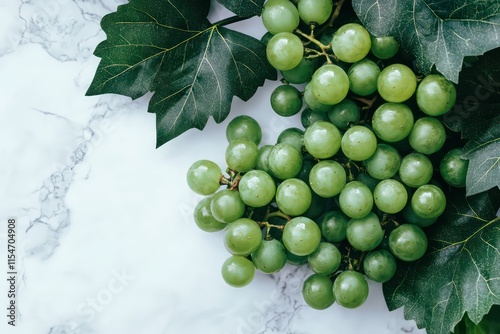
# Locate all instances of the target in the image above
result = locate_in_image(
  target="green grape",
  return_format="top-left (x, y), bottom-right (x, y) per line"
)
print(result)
top-left (286, 250), bottom-right (309, 265)
top-left (327, 99), bottom-right (360, 130)
top-left (440, 148), bottom-right (468, 188)
top-left (309, 64), bottom-right (350, 105)
top-left (302, 192), bottom-right (328, 220)
top-left (339, 181), bottom-right (374, 219)
top-left (224, 218), bottom-right (263, 256)
top-left (341, 125), bottom-right (377, 161)
top-left (333, 270), bottom-right (369, 309)
top-left (238, 170), bottom-right (276, 207)
top-left (317, 210), bottom-right (349, 242)
top-left (309, 160), bottom-right (346, 198)
top-left (262, 0), bottom-right (300, 34)
top-left (411, 184), bottom-right (446, 219)
top-left (377, 64), bottom-right (417, 102)
top-left (271, 84), bottom-right (303, 117)
top-left (308, 242), bottom-right (341, 275)
top-left (346, 212), bottom-right (384, 251)
top-left (267, 143), bottom-right (303, 179)
top-left (301, 107), bottom-right (329, 129)
top-left (416, 74), bottom-right (457, 116)
top-left (347, 59), bottom-right (381, 96)
top-left (186, 160), bottom-right (222, 195)
top-left (211, 189), bottom-right (245, 223)
top-left (399, 152), bottom-right (434, 188)
top-left (303, 121), bottom-right (342, 159)
top-left (193, 197), bottom-right (227, 232)
top-left (408, 117), bottom-right (446, 155)
top-left (276, 178), bottom-right (312, 216)
top-left (402, 203), bottom-right (437, 228)
top-left (356, 172), bottom-right (380, 193)
top-left (389, 224), bottom-right (428, 262)
top-left (225, 138), bottom-right (259, 172)
top-left (281, 57), bottom-right (317, 84)
top-left (373, 179), bottom-right (408, 214)
top-left (226, 115), bottom-right (262, 145)
top-left (302, 274), bottom-right (335, 310)
top-left (221, 255), bottom-right (255, 287)
top-left (363, 249), bottom-right (397, 283)
top-left (364, 144), bottom-right (401, 180)
top-left (331, 23), bottom-right (371, 63)
top-left (251, 239), bottom-right (287, 273)
top-left (297, 0), bottom-right (333, 25)
top-left (282, 216), bottom-right (321, 256)
top-left (267, 32), bottom-right (304, 71)
top-left (261, 31), bottom-right (274, 46)
top-left (303, 83), bottom-right (334, 113)
top-left (370, 35), bottom-right (399, 59)
top-left (277, 127), bottom-right (304, 152)
top-left (255, 145), bottom-right (273, 173)
top-left (371, 103), bottom-right (414, 142)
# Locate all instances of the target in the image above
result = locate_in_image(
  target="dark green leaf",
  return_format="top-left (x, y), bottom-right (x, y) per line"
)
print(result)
top-left (86, 0), bottom-right (276, 146)
top-left (216, 0), bottom-right (265, 17)
top-left (383, 189), bottom-right (500, 334)
top-left (462, 116), bottom-right (500, 196)
top-left (352, 0), bottom-right (500, 83)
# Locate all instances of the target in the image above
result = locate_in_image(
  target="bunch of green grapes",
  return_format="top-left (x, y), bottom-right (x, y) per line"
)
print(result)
top-left (186, 0), bottom-right (469, 311)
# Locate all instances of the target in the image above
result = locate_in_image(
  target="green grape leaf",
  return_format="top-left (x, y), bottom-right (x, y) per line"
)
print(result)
top-left (383, 189), bottom-right (500, 334)
top-left (86, 0), bottom-right (275, 147)
top-left (216, 0), bottom-right (265, 17)
top-left (461, 115), bottom-right (500, 196)
top-left (352, 0), bottom-right (500, 83)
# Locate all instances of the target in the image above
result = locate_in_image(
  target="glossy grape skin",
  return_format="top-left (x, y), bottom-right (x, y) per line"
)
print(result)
top-left (333, 270), bottom-right (369, 309)
top-left (193, 197), bottom-right (227, 232)
top-left (238, 170), bottom-right (276, 207)
top-left (331, 23), bottom-right (371, 63)
top-left (309, 160), bottom-right (346, 198)
top-left (297, 0), bottom-right (333, 25)
top-left (309, 64), bottom-right (350, 105)
top-left (373, 179), bottom-right (408, 214)
top-left (303, 121), bottom-right (342, 159)
top-left (371, 103), bottom-right (414, 142)
top-left (408, 117), bottom-right (446, 155)
top-left (301, 107), bottom-right (329, 128)
top-left (389, 224), bottom-right (428, 262)
top-left (267, 143), bottom-right (303, 179)
top-left (439, 148), bottom-right (468, 188)
top-left (370, 35), bottom-right (399, 59)
top-left (411, 184), bottom-right (446, 219)
top-left (251, 239), bottom-right (287, 273)
top-left (226, 115), bottom-right (262, 145)
top-left (224, 218), bottom-right (263, 256)
top-left (303, 83), bottom-right (334, 113)
top-left (302, 274), bottom-right (335, 310)
top-left (416, 74), bottom-right (457, 116)
top-left (363, 249), bottom-right (397, 283)
top-left (282, 216), bottom-right (321, 256)
top-left (347, 59), bottom-right (381, 96)
top-left (271, 85), bottom-right (303, 117)
top-left (256, 145), bottom-right (273, 173)
top-left (267, 32), bottom-right (304, 71)
top-left (186, 160), bottom-right (222, 195)
top-left (377, 64), bottom-right (417, 103)
top-left (328, 99), bottom-right (360, 130)
top-left (402, 203), bottom-right (437, 228)
top-left (281, 57), bottom-right (317, 84)
top-left (364, 144), bottom-right (401, 180)
top-left (317, 210), bottom-right (349, 242)
top-left (221, 255), bottom-right (255, 287)
top-left (308, 242), bottom-right (341, 275)
top-left (225, 138), bottom-right (259, 172)
top-left (399, 152), bottom-right (434, 188)
top-left (277, 127), bottom-right (304, 152)
top-left (262, 0), bottom-right (300, 34)
top-left (339, 181), bottom-right (374, 219)
top-left (341, 125), bottom-right (377, 161)
top-left (210, 189), bottom-right (245, 223)
top-left (276, 178), bottom-right (312, 216)
top-left (346, 212), bottom-right (384, 251)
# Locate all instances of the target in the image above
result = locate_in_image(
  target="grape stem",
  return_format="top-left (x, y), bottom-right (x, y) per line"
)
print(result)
top-left (316, 0), bottom-right (346, 36)
top-left (266, 210), bottom-right (292, 222)
top-left (295, 29), bottom-right (334, 63)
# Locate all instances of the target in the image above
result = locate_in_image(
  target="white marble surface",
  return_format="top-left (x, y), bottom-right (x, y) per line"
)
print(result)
top-left (0, 1), bottom-right (426, 333)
